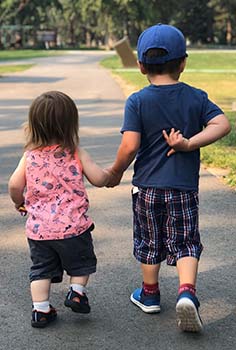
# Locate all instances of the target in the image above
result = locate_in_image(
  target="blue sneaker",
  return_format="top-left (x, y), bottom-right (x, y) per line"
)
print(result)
top-left (130, 288), bottom-right (161, 313)
top-left (176, 291), bottom-right (203, 332)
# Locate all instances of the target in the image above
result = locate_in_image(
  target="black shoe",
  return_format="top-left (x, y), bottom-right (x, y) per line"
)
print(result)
top-left (31, 305), bottom-right (57, 328)
top-left (64, 287), bottom-right (90, 313)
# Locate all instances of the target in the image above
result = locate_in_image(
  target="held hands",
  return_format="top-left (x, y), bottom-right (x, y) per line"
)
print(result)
top-left (105, 167), bottom-right (123, 188)
top-left (162, 128), bottom-right (190, 156)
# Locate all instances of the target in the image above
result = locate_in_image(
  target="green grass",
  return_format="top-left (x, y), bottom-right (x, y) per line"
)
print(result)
top-left (0, 49), bottom-right (67, 75)
top-left (201, 112), bottom-right (236, 187)
top-left (101, 51), bottom-right (236, 187)
top-left (0, 49), bottom-right (66, 61)
top-left (101, 50), bottom-right (236, 70)
top-left (100, 54), bottom-right (123, 69)
top-left (186, 50), bottom-right (236, 70)
top-left (0, 64), bottom-right (34, 74)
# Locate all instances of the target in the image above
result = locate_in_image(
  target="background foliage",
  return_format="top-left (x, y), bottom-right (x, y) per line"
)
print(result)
top-left (1, 0), bottom-right (236, 48)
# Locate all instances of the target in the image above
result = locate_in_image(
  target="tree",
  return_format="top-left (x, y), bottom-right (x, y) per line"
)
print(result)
top-left (1, 0), bottom-right (236, 48)
top-left (175, 0), bottom-right (214, 44)
top-left (209, 0), bottom-right (236, 44)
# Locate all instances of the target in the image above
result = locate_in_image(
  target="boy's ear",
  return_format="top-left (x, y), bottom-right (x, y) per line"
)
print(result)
top-left (137, 61), bottom-right (147, 75)
top-left (180, 58), bottom-right (187, 73)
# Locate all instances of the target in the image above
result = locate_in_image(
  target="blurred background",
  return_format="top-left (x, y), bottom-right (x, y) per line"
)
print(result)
top-left (0, 0), bottom-right (236, 50)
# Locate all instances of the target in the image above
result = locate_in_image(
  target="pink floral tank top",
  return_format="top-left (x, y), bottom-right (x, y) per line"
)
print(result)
top-left (24, 145), bottom-right (93, 240)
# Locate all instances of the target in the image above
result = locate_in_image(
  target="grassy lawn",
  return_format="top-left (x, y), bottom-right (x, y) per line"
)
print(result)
top-left (0, 49), bottom-right (67, 74)
top-left (0, 49), bottom-right (66, 61)
top-left (0, 64), bottom-right (34, 74)
top-left (101, 51), bottom-right (236, 187)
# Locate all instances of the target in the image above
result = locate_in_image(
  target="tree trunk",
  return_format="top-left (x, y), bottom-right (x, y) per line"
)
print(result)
top-left (226, 18), bottom-right (232, 45)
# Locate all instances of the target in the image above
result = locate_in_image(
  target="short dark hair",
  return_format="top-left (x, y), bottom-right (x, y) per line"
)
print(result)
top-left (25, 91), bottom-right (79, 155)
top-left (142, 48), bottom-right (185, 76)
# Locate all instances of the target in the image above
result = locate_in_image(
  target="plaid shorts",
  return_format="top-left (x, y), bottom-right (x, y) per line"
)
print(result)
top-left (132, 187), bottom-right (203, 266)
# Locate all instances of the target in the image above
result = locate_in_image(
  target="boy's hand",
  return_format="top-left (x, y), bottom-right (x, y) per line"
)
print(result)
top-left (105, 167), bottom-right (123, 187)
top-left (162, 128), bottom-right (190, 156)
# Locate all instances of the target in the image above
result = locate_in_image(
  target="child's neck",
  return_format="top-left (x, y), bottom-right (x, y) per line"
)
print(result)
top-left (148, 74), bottom-right (180, 86)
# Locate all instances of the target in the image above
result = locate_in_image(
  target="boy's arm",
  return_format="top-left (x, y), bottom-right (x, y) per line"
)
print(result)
top-left (163, 114), bottom-right (231, 156)
top-left (78, 147), bottom-right (110, 187)
top-left (8, 154), bottom-right (27, 208)
top-left (107, 131), bottom-right (141, 187)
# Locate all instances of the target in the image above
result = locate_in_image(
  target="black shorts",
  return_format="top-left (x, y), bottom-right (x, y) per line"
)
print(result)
top-left (28, 226), bottom-right (97, 283)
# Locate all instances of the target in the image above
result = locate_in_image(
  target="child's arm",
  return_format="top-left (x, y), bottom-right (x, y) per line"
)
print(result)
top-left (78, 147), bottom-right (110, 187)
top-left (163, 114), bottom-right (231, 156)
top-left (8, 154), bottom-right (27, 209)
top-left (106, 131), bottom-right (141, 187)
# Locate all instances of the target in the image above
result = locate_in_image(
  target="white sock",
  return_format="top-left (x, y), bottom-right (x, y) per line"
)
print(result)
top-left (70, 283), bottom-right (85, 295)
top-left (33, 300), bottom-right (50, 313)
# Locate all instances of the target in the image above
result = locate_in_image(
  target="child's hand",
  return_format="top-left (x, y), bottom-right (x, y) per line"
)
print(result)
top-left (15, 203), bottom-right (27, 216)
top-left (162, 128), bottom-right (190, 156)
top-left (105, 167), bottom-right (123, 187)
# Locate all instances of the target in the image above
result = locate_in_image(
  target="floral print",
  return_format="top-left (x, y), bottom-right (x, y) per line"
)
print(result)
top-left (25, 145), bottom-right (93, 240)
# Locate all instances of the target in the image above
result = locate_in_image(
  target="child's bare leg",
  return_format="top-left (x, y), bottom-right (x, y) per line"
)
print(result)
top-left (31, 279), bottom-right (57, 328)
top-left (31, 279), bottom-right (51, 302)
top-left (176, 256), bottom-right (198, 286)
top-left (141, 263), bottom-right (161, 284)
top-left (70, 275), bottom-right (89, 287)
top-left (65, 275), bottom-right (90, 313)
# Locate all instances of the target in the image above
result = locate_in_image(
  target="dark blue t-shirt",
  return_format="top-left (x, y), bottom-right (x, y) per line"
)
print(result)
top-left (121, 82), bottom-right (223, 191)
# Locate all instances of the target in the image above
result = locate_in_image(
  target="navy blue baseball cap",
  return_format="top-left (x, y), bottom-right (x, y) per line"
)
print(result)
top-left (137, 23), bottom-right (187, 64)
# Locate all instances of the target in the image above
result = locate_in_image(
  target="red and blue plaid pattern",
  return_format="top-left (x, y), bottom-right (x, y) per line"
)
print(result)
top-left (132, 188), bottom-right (203, 266)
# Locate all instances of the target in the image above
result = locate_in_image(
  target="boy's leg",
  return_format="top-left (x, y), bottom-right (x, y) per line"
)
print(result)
top-left (131, 188), bottom-right (163, 313)
top-left (165, 190), bottom-right (203, 332)
top-left (130, 263), bottom-right (161, 313)
top-left (176, 257), bottom-right (202, 332)
top-left (176, 256), bottom-right (198, 286)
top-left (172, 190), bottom-right (202, 331)
top-left (141, 263), bottom-right (161, 284)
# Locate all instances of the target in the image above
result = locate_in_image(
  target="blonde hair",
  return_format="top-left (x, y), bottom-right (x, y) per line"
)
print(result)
top-left (25, 91), bottom-right (79, 154)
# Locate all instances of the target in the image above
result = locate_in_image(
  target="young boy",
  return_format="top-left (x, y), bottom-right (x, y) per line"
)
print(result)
top-left (107, 24), bottom-right (231, 332)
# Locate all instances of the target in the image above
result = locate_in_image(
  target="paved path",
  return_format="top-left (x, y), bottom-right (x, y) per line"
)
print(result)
top-left (0, 51), bottom-right (236, 350)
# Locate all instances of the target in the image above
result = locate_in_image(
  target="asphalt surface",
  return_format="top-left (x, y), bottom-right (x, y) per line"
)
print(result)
top-left (0, 51), bottom-right (236, 350)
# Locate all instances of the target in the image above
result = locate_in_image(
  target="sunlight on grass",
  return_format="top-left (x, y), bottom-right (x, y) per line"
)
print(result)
top-left (201, 112), bottom-right (236, 186)
top-left (187, 50), bottom-right (236, 70)
top-left (0, 64), bottom-right (34, 74)
top-left (181, 72), bottom-right (236, 110)
top-left (0, 49), bottom-right (66, 61)
top-left (0, 49), bottom-right (67, 75)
